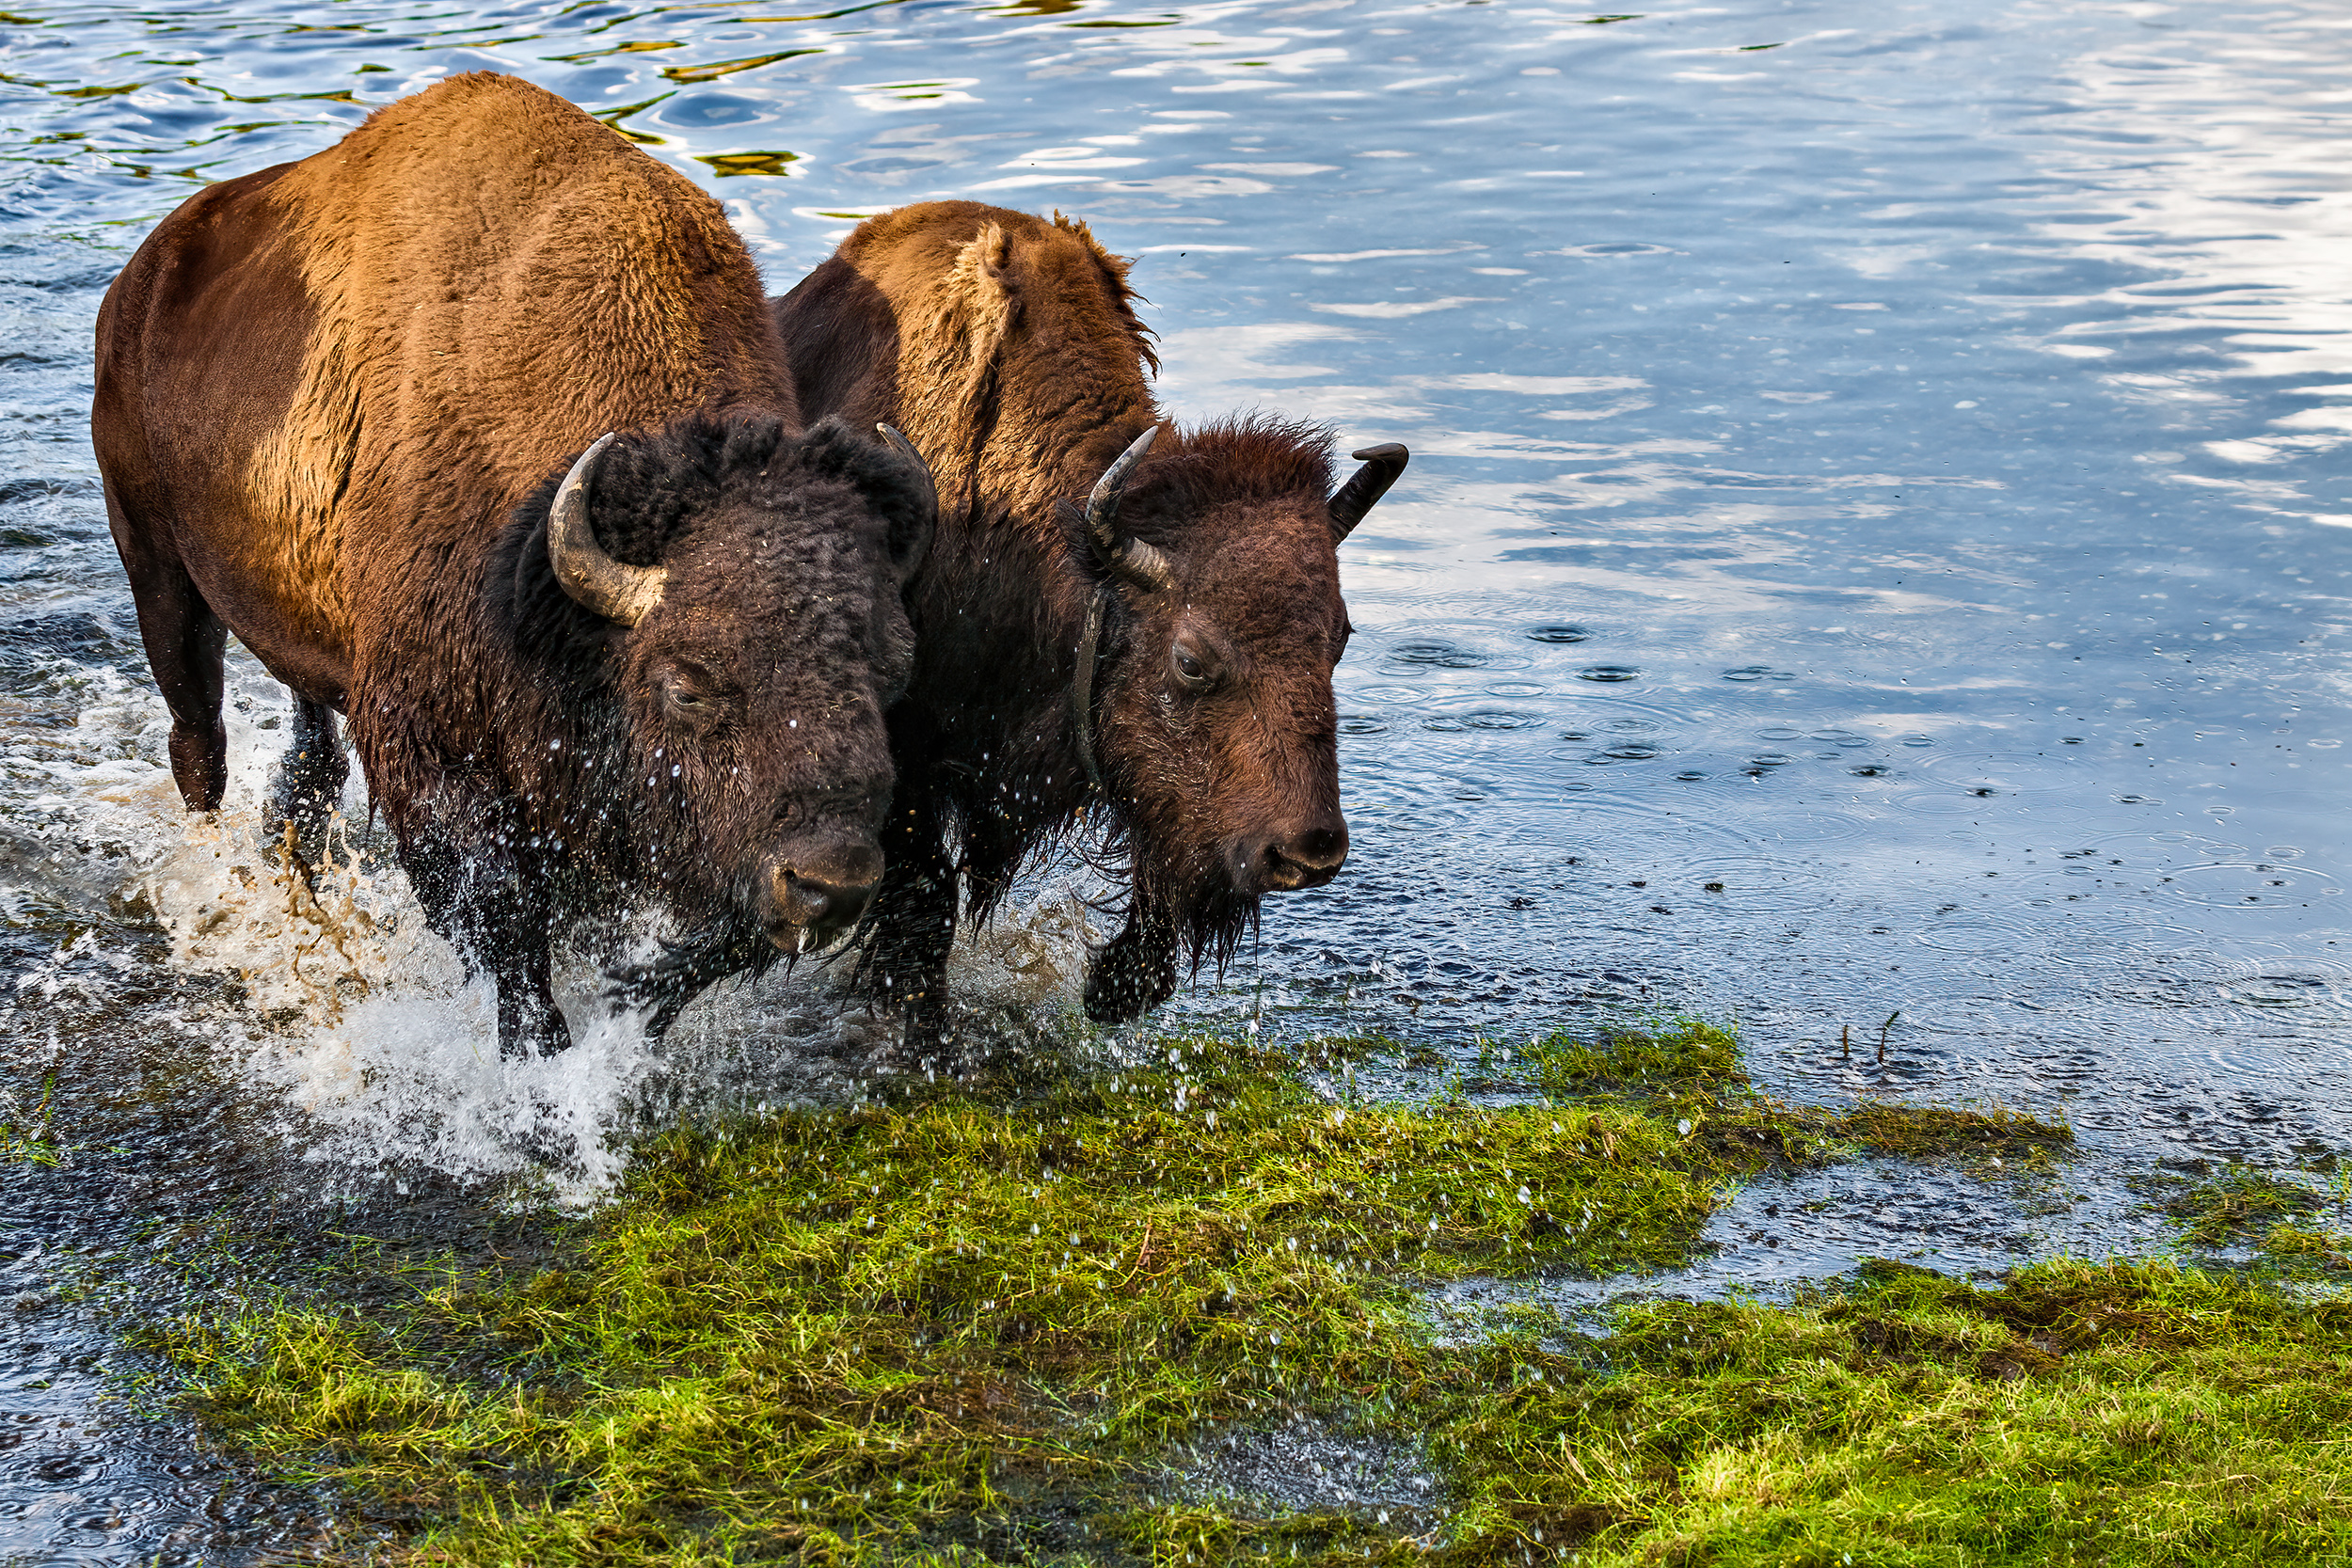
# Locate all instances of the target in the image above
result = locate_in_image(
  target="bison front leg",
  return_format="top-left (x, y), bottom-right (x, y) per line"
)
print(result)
top-left (262, 696), bottom-right (350, 862)
top-left (398, 805), bottom-right (570, 1060)
top-left (856, 758), bottom-right (960, 1048)
top-left (1083, 905), bottom-right (1179, 1024)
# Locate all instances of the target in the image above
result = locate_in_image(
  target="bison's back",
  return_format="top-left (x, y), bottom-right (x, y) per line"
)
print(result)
top-left (773, 201), bottom-right (1156, 525)
top-left (273, 73), bottom-right (795, 562)
top-left (94, 160), bottom-right (358, 702)
top-left (96, 71), bottom-right (797, 709)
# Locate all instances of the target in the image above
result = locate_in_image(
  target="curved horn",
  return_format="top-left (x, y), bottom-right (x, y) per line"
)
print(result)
top-left (548, 434), bottom-right (666, 626)
top-left (875, 422), bottom-right (939, 518)
top-left (1327, 442), bottom-right (1410, 542)
top-left (1085, 425), bottom-right (1175, 593)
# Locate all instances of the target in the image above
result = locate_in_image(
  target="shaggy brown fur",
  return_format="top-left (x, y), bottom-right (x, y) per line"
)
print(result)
top-left (94, 74), bottom-right (930, 1055)
top-left (774, 201), bottom-right (1398, 1039)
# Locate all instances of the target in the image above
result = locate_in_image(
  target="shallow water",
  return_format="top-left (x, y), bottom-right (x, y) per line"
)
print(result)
top-left (4, 0), bottom-right (2351, 1557)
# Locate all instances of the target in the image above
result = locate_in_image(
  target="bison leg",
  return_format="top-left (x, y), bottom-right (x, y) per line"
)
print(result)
top-left (855, 758), bottom-right (961, 1046)
top-left (1083, 907), bottom-right (1180, 1024)
top-left (263, 696), bottom-right (349, 861)
top-left (400, 821), bottom-right (572, 1060)
top-left (107, 491), bottom-right (229, 812)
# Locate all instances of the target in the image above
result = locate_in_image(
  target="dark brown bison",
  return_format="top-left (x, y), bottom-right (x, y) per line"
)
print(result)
top-left (771, 201), bottom-right (1406, 1039)
top-left (92, 73), bottom-right (935, 1057)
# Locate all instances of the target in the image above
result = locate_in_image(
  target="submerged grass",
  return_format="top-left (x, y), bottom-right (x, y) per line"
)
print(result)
top-left (2156, 1164), bottom-right (2334, 1247)
top-left (136, 1023), bottom-right (2352, 1565)
top-left (1, 1068), bottom-right (60, 1166)
top-left (1528, 1023), bottom-right (2074, 1174)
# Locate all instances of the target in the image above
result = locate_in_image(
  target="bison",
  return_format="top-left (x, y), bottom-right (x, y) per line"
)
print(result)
top-left (771, 201), bottom-right (1406, 1041)
top-left (93, 73), bottom-right (936, 1058)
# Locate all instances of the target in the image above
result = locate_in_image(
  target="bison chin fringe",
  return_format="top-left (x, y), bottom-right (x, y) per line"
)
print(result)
top-left (1076, 821), bottom-right (1258, 1026)
top-left (599, 870), bottom-right (795, 1038)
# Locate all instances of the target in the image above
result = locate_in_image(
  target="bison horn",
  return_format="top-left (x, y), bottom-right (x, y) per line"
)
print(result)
top-left (1085, 425), bottom-right (1175, 593)
top-left (548, 433), bottom-right (667, 626)
top-left (1327, 443), bottom-right (1410, 542)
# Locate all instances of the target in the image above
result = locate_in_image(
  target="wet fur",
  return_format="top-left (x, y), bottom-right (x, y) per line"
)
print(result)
top-left (93, 74), bottom-right (930, 1053)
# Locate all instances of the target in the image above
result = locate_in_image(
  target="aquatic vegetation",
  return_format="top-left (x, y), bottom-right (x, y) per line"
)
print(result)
top-left (0, 1069), bottom-right (60, 1167)
top-left (1528, 1023), bottom-right (2072, 1176)
top-left (1440, 1257), bottom-right (2352, 1563)
top-left (1833, 1101), bottom-right (2073, 1171)
top-left (145, 1031), bottom-right (1722, 1560)
top-left (2258, 1223), bottom-right (2352, 1273)
top-left (142, 1023), bottom-right (2352, 1567)
top-left (1527, 1022), bottom-right (1743, 1095)
top-left (2154, 1164), bottom-right (2334, 1248)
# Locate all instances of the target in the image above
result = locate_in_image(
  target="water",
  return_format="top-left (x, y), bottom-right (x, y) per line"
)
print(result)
top-left (5, 0), bottom-right (2351, 1557)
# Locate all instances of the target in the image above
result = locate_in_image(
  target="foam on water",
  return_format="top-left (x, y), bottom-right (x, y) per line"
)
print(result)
top-left (24, 657), bottom-right (1107, 1199)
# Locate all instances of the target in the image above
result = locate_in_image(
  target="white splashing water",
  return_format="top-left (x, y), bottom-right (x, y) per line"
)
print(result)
top-left (56, 660), bottom-right (1104, 1199)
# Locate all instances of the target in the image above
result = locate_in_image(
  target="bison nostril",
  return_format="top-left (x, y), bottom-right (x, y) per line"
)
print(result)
top-left (1279, 825), bottom-right (1349, 872)
top-left (768, 845), bottom-right (882, 948)
top-left (782, 869), bottom-right (879, 926)
top-left (1230, 820), bottom-right (1350, 895)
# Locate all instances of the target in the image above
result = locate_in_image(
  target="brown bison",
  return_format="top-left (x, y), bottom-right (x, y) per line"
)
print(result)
top-left (771, 201), bottom-right (1406, 1039)
top-left (92, 73), bottom-right (936, 1057)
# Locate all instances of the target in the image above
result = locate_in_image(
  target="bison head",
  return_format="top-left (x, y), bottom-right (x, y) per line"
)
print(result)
top-left (1066, 417), bottom-right (1406, 1022)
top-left (514, 414), bottom-right (934, 957)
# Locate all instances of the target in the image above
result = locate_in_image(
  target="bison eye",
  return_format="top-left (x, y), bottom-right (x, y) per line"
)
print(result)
top-left (659, 668), bottom-right (729, 727)
top-left (1171, 643), bottom-right (1214, 690)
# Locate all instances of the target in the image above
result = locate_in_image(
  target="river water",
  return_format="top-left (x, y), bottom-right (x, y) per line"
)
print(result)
top-left (3, 0), bottom-right (2349, 1559)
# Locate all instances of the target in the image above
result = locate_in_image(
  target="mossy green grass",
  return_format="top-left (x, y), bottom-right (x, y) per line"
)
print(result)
top-left (134, 1025), bottom-right (2352, 1565)
top-left (2152, 1164), bottom-right (2337, 1248)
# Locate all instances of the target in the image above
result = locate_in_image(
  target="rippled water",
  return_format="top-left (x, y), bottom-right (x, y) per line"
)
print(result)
top-left (5, 0), bottom-right (2351, 1558)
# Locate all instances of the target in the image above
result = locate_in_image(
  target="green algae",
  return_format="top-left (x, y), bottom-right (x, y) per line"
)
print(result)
top-left (2154, 1165), bottom-right (2334, 1248)
top-left (135, 1024), bottom-right (2352, 1565)
top-left (1527, 1023), bottom-right (2071, 1176)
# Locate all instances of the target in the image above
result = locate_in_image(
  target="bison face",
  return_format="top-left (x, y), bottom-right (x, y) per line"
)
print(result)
top-left (1094, 495), bottom-right (1351, 916)
top-left (538, 415), bottom-right (931, 954)
top-left (1065, 421), bottom-right (1406, 1019)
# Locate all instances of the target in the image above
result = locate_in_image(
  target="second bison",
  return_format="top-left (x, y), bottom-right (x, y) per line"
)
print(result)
top-left (773, 201), bottom-right (1406, 1039)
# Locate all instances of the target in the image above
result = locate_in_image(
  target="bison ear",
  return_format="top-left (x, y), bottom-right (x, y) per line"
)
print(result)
top-left (1327, 443), bottom-right (1409, 544)
top-left (548, 433), bottom-right (669, 626)
top-left (874, 423), bottom-right (938, 576)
